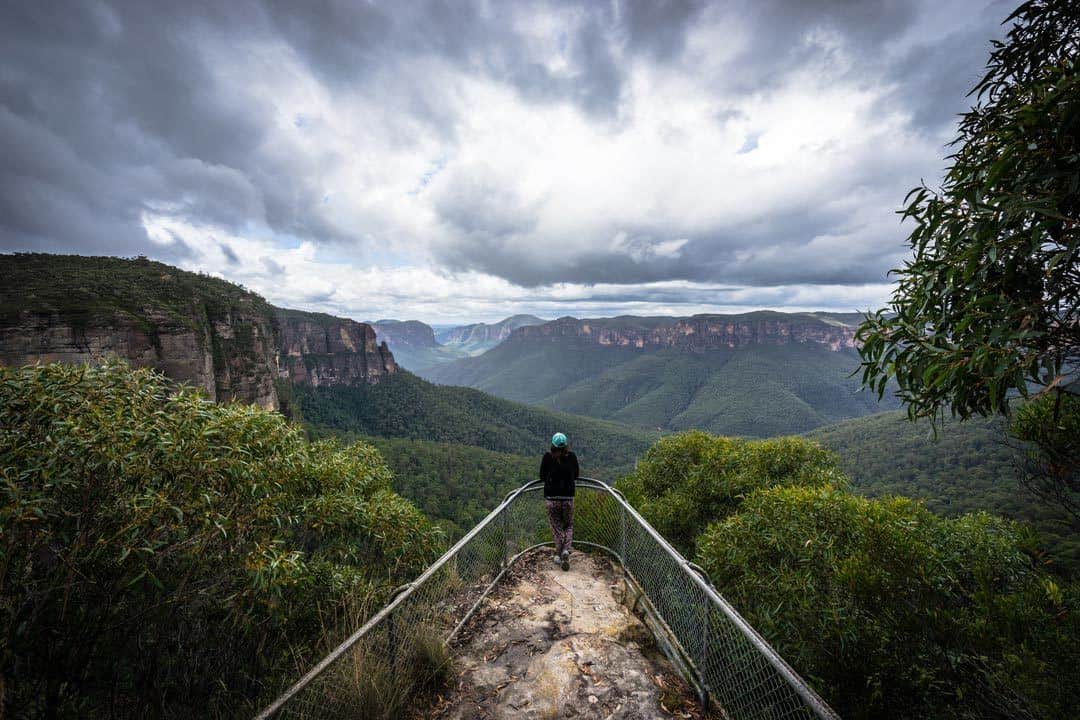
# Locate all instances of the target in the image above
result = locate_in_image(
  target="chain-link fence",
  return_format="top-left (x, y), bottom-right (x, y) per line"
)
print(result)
top-left (255, 478), bottom-right (839, 720)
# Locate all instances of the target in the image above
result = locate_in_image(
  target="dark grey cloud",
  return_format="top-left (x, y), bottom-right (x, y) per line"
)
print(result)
top-left (219, 241), bottom-right (240, 266)
top-left (689, 0), bottom-right (1010, 138)
top-left (1, 0), bottom-right (707, 255)
top-left (261, 256), bottom-right (285, 275)
top-left (434, 196), bottom-right (903, 289)
top-left (880, 2), bottom-right (1012, 133)
top-left (1, 0), bottom-right (1008, 305)
top-left (422, 0), bottom-right (1008, 288)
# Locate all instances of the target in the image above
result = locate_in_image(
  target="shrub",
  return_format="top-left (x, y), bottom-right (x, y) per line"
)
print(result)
top-left (618, 432), bottom-right (844, 552)
top-left (697, 485), bottom-right (1080, 720)
top-left (0, 360), bottom-right (442, 718)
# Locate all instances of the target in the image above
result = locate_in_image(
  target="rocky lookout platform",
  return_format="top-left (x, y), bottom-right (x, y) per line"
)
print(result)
top-left (423, 549), bottom-right (716, 720)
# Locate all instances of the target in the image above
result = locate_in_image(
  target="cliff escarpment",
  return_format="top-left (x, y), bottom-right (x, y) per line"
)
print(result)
top-left (508, 312), bottom-right (857, 352)
top-left (372, 319), bottom-right (439, 348)
top-left (0, 254), bottom-right (396, 409)
top-left (279, 310), bottom-right (396, 388)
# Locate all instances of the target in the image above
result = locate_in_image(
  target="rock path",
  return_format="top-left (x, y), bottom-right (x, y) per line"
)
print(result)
top-left (424, 549), bottom-right (711, 720)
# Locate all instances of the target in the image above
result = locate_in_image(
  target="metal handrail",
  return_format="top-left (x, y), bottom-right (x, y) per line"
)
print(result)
top-left (255, 476), bottom-right (840, 720)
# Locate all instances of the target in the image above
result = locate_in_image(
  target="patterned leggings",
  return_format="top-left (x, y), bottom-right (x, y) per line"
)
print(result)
top-left (545, 499), bottom-right (574, 555)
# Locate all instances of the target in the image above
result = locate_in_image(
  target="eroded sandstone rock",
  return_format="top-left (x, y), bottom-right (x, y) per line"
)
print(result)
top-left (430, 550), bottom-right (710, 720)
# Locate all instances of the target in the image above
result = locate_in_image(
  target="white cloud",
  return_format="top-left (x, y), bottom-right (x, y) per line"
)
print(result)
top-left (4, 1), bottom-right (1004, 321)
top-left (143, 213), bottom-right (892, 323)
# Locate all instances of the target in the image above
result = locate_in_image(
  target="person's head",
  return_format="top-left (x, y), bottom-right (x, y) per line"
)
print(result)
top-left (551, 432), bottom-right (568, 455)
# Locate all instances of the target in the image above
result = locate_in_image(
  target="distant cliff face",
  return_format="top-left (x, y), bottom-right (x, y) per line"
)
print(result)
top-left (0, 255), bottom-right (396, 410)
top-left (278, 311), bottom-right (396, 388)
top-left (508, 313), bottom-right (858, 352)
top-left (438, 314), bottom-right (545, 347)
top-left (372, 320), bottom-right (438, 348)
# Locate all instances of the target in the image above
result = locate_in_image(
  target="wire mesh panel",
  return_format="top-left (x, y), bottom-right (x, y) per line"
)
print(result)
top-left (256, 479), bottom-right (839, 720)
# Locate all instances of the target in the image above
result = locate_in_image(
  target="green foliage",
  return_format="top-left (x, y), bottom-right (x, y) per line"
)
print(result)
top-left (618, 433), bottom-right (845, 552)
top-left (314, 431), bottom-right (640, 543)
top-left (343, 435), bottom-right (537, 539)
top-left (0, 361), bottom-right (441, 718)
top-left (619, 428), bottom-right (1080, 717)
top-left (807, 409), bottom-right (1080, 576)
top-left (698, 486), bottom-right (1080, 720)
top-left (857, 1), bottom-right (1079, 421)
top-left (0, 253), bottom-right (273, 334)
top-left (1010, 391), bottom-right (1080, 523)
top-left (295, 370), bottom-right (658, 472)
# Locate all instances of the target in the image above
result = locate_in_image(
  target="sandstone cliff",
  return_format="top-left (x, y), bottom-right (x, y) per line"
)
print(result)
top-left (0, 254), bottom-right (396, 410)
top-left (279, 310), bottom-right (396, 388)
top-left (372, 319), bottom-right (439, 348)
top-left (508, 312), bottom-right (858, 352)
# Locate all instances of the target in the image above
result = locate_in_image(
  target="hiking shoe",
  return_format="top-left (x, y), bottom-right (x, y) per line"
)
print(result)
top-left (553, 553), bottom-right (562, 565)
top-left (561, 550), bottom-right (570, 571)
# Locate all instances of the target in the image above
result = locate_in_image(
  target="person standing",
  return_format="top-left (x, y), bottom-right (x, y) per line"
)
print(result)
top-left (540, 432), bottom-right (579, 571)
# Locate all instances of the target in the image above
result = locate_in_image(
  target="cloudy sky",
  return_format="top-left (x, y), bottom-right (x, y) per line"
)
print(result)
top-left (2, 0), bottom-right (1010, 323)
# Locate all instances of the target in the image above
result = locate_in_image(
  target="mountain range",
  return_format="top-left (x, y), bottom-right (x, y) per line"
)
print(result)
top-left (367, 318), bottom-right (466, 372)
top-left (0, 254), bottom-right (652, 468)
top-left (435, 314), bottom-right (545, 352)
top-left (370, 314), bottom-right (546, 373)
top-left (425, 312), bottom-right (899, 436)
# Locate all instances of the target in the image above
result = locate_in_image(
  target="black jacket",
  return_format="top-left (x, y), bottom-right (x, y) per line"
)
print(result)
top-left (540, 449), bottom-right (579, 498)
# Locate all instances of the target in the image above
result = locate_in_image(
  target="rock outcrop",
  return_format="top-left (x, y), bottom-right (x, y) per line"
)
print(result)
top-left (0, 254), bottom-right (396, 410)
top-left (508, 312), bottom-right (858, 352)
top-left (430, 549), bottom-right (707, 720)
top-left (371, 319), bottom-right (439, 348)
top-left (278, 310), bottom-right (396, 388)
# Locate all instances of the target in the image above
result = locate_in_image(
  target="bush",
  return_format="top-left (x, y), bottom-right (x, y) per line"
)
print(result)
top-left (618, 432), bottom-right (844, 552)
top-left (697, 485), bottom-right (1080, 720)
top-left (0, 360), bottom-right (442, 718)
top-left (1010, 391), bottom-right (1080, 525)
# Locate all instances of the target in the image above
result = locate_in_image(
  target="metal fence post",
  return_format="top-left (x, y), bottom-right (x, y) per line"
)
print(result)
top-left (699, 607), bottom-right (710, 710)
top-left (619, 504), bottom-right (628, 576)
top-left (501, 505), bottom-right (509, 568)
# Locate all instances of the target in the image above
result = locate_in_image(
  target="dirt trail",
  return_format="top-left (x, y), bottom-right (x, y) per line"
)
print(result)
top-left (425, 549), bottom-right (709, 720)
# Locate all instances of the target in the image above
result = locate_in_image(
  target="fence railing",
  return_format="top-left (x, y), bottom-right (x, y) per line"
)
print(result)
top-left (256, 478), bottom-right (840, 720)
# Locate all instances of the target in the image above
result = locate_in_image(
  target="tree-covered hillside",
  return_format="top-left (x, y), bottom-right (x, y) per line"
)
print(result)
top-left (429, 338), bottom-right (896, 436)
top-left (0, 253), bottom-right (273, 329)
top-left (346, 437), bottom-right (536, 539)
top-left (376, 341), bottom-right (468, 375)
top-left (806, 410), bottom-right (1079, 576)
top-left (296, 370), bottom-right (658, 472)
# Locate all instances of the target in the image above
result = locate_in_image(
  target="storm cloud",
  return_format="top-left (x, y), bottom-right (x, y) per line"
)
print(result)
top-left (0, 0), bottom-right (1008, 322)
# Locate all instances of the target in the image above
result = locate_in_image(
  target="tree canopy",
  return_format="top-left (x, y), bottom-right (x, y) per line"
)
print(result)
top-left (857, 0), bottom-right (1079, 421)
top-left (622, 431), bottom-right (1080, 719)
top-left (0, 361), bottom-right (441, 717)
